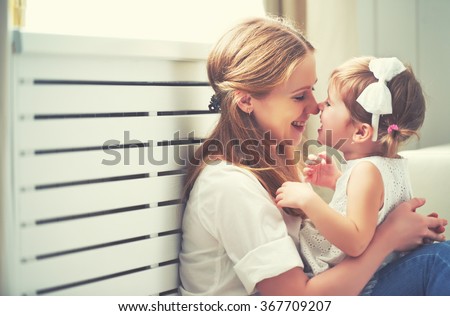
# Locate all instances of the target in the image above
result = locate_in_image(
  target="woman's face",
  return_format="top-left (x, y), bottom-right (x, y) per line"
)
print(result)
top-left (251, 53), bottom-right (319, 145)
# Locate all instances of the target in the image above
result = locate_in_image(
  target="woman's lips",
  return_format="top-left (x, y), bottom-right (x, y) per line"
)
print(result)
top-left (291, 120), bottom-right (305, 132)
top-left (291, 120), bottom-right (305, 128)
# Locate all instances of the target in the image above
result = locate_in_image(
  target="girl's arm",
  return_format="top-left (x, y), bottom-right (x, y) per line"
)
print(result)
top-left (276, 162), bottom-right (383, 257)
top-left (257, 198), bottom-right (447, 295)
top-left (308, 162), bottom-right (383, 256)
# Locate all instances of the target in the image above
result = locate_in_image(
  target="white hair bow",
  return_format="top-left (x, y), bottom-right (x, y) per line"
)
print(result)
top-left (356, 57), bottom-right (406, 141)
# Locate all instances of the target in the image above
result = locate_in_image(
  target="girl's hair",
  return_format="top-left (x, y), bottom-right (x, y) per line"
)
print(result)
top-left (329, 56), bottom-right (426, 157)
top-left (183, 16), bottom-right (314, 217)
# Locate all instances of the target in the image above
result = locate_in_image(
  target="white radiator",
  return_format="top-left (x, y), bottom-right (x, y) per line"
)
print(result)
top-left (1, 31), bottom-right (217, 295)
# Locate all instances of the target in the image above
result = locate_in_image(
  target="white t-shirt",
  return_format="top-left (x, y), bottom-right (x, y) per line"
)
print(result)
top-left (179, 161), bottom-right (304, 295)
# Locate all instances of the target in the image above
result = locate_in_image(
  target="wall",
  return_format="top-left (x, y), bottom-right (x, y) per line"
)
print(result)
top-left (357, 0), bottom-right (450, 148)
top-left (306, 0), bottom-right (359, 201)
top-left (0, 0), bottom-right (14, 294)
top-left (307, 0), bottom-right (450, 149)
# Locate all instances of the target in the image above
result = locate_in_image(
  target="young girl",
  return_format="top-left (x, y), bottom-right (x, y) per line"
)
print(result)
top-left (276, 56), bottom-right (431, 281)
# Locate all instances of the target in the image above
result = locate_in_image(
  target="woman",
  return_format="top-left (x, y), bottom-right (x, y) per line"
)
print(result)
top-left (179, 17), bottom-right (449, 296)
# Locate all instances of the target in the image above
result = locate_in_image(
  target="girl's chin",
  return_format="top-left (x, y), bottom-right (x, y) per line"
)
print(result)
top-left (317, 129), bottom-right (325, 145)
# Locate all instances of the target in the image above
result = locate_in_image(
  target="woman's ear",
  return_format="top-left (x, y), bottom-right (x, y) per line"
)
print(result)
top-left (352, 122), bottom-right (374, 143)
top-left (235, 91), bottom-right (253, 114)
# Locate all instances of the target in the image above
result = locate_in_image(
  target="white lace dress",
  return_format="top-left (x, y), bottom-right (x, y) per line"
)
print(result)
top-left (299, 156), bottom-right (413, 276)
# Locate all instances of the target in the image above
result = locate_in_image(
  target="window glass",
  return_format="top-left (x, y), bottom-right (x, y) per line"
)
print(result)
top-left (23, 0), bottom-right (265, 43)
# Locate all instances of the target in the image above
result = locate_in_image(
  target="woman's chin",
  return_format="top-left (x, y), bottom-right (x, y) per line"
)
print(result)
top-left (290, 126), bottom-right (305, 142)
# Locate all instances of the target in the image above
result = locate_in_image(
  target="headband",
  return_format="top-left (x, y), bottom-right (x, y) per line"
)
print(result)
top-left (356, 57), bottom-right (406, 141)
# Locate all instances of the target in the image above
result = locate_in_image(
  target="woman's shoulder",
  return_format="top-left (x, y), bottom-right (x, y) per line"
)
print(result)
top-left (190, 161), bottom-right (271, 204)
top-left (187, 161), bottom-right (275, 221)
top-left (199, 161), bottom-right (261, 187)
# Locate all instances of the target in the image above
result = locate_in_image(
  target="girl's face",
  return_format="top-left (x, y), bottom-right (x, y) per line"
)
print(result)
top-left (251, 53), bottom-right (319, 145)
top-left (317, 85), bottom-right (354, 150)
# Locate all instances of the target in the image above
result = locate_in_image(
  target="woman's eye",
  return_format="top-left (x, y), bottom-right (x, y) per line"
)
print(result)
top-left (295, 95), bottom-right (305, 101)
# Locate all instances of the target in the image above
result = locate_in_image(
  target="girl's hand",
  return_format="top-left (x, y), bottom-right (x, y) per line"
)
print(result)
top-left (424, 212), bottom-right (446, 243)
top-left (378, 198), bottom-right (447, 252)
top-left (275, 181), bottom-right (317, 210)
top-left (303, 152), bottom-right (341, 189)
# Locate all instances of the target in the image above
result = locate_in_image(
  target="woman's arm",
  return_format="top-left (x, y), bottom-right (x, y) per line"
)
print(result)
top-left (257, 198), bottom-right (447, 295)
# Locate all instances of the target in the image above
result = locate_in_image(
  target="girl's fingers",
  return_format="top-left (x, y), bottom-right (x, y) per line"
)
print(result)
top-left (423, 230), bottom-right (446, 242)
top-left (305, 154), bottom-right (322, 165)
top-left (318, 151), bottom-right (333, 164)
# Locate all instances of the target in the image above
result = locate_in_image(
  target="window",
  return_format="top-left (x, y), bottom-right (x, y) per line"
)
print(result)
top-left (23, 0), bottom-right (265, 43)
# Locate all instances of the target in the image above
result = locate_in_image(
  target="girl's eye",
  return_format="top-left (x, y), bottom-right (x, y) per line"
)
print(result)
top-left (295, 95), bottom-right (305, 101)
top-left (326, 101), bottom-right (331, 107)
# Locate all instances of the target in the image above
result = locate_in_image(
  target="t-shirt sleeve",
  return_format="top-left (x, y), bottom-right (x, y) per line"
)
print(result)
top-left (197, 164), bottom-right (304, 294)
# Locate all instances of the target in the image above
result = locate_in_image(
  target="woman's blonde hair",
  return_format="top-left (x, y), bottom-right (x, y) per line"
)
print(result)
top-left (183, 17), bottom-right (314, 217)
top-left (329, 56), bottom-right (426, 157)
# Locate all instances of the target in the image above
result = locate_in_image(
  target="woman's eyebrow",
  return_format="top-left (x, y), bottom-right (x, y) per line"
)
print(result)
top-left (290, 78), bottom-right (318, 94)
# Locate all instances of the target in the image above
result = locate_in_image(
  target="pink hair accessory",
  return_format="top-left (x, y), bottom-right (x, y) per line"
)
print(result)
top-left (388, 124), bottom-right (399, 134)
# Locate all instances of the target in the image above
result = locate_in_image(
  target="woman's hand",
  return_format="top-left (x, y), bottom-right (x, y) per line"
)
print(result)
top-left (378, 198), bottom-right (447, 252)
top-left (303, 152), bottom-right (341, 190)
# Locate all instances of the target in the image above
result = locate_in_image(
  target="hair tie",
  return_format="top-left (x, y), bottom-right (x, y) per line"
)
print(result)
top-left (387, 124), bottom-right (399, 134)
top-left (208, 94), bottom-right (221, 113)
top-left (356, 57), bottom-right (406, 141)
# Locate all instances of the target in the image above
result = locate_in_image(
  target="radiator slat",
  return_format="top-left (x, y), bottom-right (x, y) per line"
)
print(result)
top-left (18, 115), bottom-right (218, 150)
top-left (17, 85), bottom-right (213, 114)
top-left (21, 204), bottom-right (182, 257)
top-left (21, 234), bottom-right (180, 293)
top-left (16, 55), bottom-right (207, 82)
top-left (44, 264), bottom-right (179, 296)
top-left (20, 176), bottom-right (184, 223)
top-left (19, 145), bottom-right (199, 186)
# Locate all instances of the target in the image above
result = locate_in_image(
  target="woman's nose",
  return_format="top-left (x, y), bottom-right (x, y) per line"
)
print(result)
top-left (308, 98), bottom-right (320, 115)
top-left (318, 102), bottom-right (325, 111)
